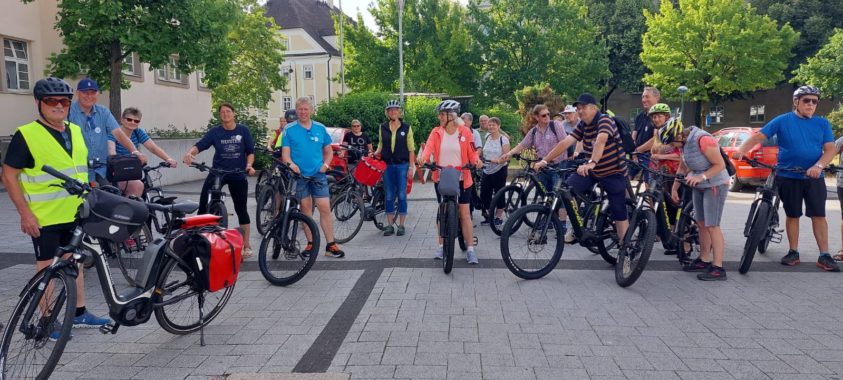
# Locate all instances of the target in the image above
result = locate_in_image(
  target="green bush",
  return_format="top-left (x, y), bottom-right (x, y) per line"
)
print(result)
top-left (402, 96), bottom-right (442, 149)
top-left (146, 124), bottom-right (206, 139)
top-left (207, 112), bottom-right (270, 170)
top-left (471, 104), bottom-right (524, 144)
top-left (829, 103), bottom-right (843, 137)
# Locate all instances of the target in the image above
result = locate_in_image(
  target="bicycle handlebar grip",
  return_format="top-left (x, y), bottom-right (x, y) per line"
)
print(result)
top-left (41, 165), bottom-right (75, 182)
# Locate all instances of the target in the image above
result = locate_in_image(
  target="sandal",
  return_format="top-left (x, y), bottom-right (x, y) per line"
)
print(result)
top-left (833, 250), bottom-right (843, 262)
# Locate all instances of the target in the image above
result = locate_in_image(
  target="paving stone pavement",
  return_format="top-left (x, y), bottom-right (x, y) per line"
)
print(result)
top-left (2, 177), bottom-right (843, 379)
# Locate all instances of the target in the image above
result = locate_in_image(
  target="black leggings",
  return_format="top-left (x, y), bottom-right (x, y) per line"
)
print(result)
top-left (480, 169), bottom-right (508, 212)
top-left (199, 174), bottom-right (251, 225)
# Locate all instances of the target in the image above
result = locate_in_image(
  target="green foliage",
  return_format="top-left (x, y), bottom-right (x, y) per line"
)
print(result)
top-left (206, 111), bottom-right (270, 169)
top-left (514, 84), bottom-right (566, 134)
top-left (472, 104), bottom-right (523, 143)
top-left (641, 0), bottom-right (798, 120)
top-left (794, 29), bottom-right (843, 98)
top-left (342, 0), bottom-right (478, 95)
top-left (401, 96), bottom-right (443, 148)
top-left (467, 0), bottom-right (609, 108)
top-left (211, 0), bottom-right (287, 111)
top-left (751, 0), bottom-right (843, 75)
top-left (829, 104), bottom-right (843, 138)
top-left (27, 0), bottom-right (238, 116)
top-left (146, 125), bottom-right (206, 139)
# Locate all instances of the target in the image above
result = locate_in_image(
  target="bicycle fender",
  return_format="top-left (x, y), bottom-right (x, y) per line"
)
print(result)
top-left (18, 263), bottom-right (77, 298)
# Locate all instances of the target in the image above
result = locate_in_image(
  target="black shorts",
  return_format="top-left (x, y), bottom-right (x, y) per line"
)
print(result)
top-left (777, 176), bottom-right (827, 218)
top-left (31, 223), bottom-right (76, 261)
top-left (434, 181), bottom-right (471, 204)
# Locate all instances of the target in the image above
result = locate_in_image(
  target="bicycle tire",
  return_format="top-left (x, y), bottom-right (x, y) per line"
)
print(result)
top-left (443, 202), bottom-right (457, 274)
top-left (153, 258), bottom-right (233, 334)
top-left (255, 170), bottom-right (268, 201)
top-left (521, 182), bottom-right (544, 227)
top-left (331, 190), bottom-right (365, 244)
top-left (674, 204), bottom-right (700, 265)
top-left (256, 186), bottom-right (276, 235)
top-left (1, 269), bottom-right (76, 380)
top-left (258, 211), bottom-right (321, 286)
top-left (615, 210), bottom-right (656, 288)
top-left (489, 185), bottom-right (526, 236)
top-left (594, 210), bottom-right (620, 265)
top-left (739, 202), bottom-right (770, 274)
top-left (109, 224), bottom-right (153, 288)
top-left (209, 201), bottom-right (228, 228)
top-left (499, 203), bottom-right (564, 280)
top-left (758, 211), bottom-right (778, 254)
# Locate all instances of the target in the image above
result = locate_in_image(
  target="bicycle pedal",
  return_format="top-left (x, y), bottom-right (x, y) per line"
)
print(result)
top-left (98, 323), bottom-right (120, 335)
top-left (770, 231), bottom-right (783, 244)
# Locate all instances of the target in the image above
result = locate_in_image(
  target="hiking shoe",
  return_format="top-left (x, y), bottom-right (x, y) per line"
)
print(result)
top-left (817, 254), bottom-right (840, 272)
top-left (466, 250), bottom-right (479, 265)
top-left (397, 225), bottom-right (406, 236)
top-left (697, 265), bottom-right (727, 281)
top-left (683, 258), bottom-right (710, 272)
top-left (434, 247), bottom-right (443, 260)
top-left (780, 250), bottom-right (800, 266)
top-left (73, 311), bottom-right (110, 328)
top-left (383, 225), bottom-right (395, 236)
top-left (325, 243), bottom-right (345, 258)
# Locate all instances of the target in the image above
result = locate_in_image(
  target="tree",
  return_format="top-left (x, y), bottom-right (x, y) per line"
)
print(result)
top-left (27, 0), bottom-right (237, 118)
top-left (211, 0), bottom-right (287, 112)
top-left (514, 84), bottom-right (565, 134)
top-left (640, 0), bottom-right (798, 125)
top-left (468, 0), bottom-right (609, 108)
top-left (751, 0), bottom-right (843, 75)
top-left (794, 29), bottom-right (843, 99)
top-left (589, 0), bottom-right (656, 108)
top-left (342, 0), bottom-right (479, 96)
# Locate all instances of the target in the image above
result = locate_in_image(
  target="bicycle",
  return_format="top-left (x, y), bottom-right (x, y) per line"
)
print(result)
top-left (189, 162), bottom-right (246, 228)
top-left (422, 163), bottom-right (479, 274)
top-left (257, 161), bottom-right (321, 286)
top-left (488, 154), bottom-right (550, 236)
top-left (500, 161), bottom-right (629, 280)
top-left (1, 165), bottom-right (236, 380)
top-left (255, 148), bottom-right (290, 235)
top-left (738, 158), bottom-right (804, 274)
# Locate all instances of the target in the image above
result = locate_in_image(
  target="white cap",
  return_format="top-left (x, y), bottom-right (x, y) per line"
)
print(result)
top-left (563, 105), bottom-right (577, 113)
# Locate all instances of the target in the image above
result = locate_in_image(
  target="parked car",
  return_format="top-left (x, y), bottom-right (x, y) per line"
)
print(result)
top-left (712, 127), bottom-right (779, 192)
top-left (326, 127), bottom-right (350, 174)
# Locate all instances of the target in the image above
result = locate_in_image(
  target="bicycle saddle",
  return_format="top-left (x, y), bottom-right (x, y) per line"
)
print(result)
top-left (171, 201), bottom-right (200, 214)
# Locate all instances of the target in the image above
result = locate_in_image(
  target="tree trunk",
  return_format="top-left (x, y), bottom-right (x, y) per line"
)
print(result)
top-left (694, 100), bottom-right (703, 128)
top-left (601, 84), bottom-right (617, 111)
top-left (109, 40), bottom-right (122, 120)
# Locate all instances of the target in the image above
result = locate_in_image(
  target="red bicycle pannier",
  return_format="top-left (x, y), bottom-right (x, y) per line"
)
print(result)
top-left (177, 228), bottom-right (243, 292)
top-left (353, 157), bottom-right (386, 186)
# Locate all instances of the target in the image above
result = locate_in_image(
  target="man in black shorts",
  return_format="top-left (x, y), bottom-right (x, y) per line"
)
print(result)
top-left (2, 78), bottom-right (111, 340)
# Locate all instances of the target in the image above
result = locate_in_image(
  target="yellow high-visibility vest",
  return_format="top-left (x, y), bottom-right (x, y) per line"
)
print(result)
top-left (18, 121), bottom-right (89, 227)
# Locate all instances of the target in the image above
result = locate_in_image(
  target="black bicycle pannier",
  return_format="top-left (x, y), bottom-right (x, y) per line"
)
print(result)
top-left (107, 154), bottom-right (143, 182)
top-left (80, 188), bottom-right (149, 242)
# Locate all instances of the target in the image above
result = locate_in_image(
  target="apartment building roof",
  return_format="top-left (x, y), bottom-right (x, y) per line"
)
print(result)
top-left (265, 0), bottom-right (355, 56)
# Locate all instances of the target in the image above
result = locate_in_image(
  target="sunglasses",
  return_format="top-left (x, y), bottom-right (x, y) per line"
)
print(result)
top-left (352, 124), bottom-right (361, 127)
top-left (42, 98), bottom-right (71, 107)
top-left (538, 113), bottom-right (550, 118)
top-left (800, 98), bottom-right (819, 105)
top-left (124, 117), bottom-right (141, 123)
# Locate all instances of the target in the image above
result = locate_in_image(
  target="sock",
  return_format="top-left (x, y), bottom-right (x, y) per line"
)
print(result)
top-left (467, 246), bottom-right (475, 253)
top-left (820, 252), bottom-right (831, 258)
top-left (75, 306), bottom-right (87, 317)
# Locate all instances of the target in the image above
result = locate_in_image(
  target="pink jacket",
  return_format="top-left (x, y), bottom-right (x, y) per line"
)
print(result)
top-left (420, 125), bottom-right (481, 189)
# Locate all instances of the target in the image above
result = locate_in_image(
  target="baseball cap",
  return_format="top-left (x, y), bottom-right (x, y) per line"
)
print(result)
top-left (572, 93), bottom-right (598, 107)
top-left (77, 78), bottom-right (99, 92)
top-left (562, 105), bottom-right (577, 113)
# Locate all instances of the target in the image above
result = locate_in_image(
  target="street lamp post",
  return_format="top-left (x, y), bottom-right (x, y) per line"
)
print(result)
top-left (398, 0), bottom-right (405, 105)
top-left (677, 85), bottom-right (688, 123)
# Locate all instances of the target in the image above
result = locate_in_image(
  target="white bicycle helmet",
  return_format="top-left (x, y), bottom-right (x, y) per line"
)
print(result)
top-left (793, 85), bottom-right (820, 100)
top-left (435, 99), bottom-right (461, 114)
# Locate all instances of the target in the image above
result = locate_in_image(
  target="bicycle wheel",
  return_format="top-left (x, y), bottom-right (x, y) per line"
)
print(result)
top-left (489, 185), bottom-right (526, 236)
top-left (258, 211), bottom-right (321, 286)
top-left (108, 224), bottom-right (153, 287)
top-left (208, 201), bottom-right (229, 228)
top-left (331, 190), bottom-right (365, 244)
top-left (615, 210), bottom-right (656, 287)
top-left (675, 206), bottom-right (700, 265)
top-left (256, 186), bottom-right (276, 236)
top-left (758, 210), bottom-right (778, 254)
top-left (594, 210), bottom-right (620, 265)
top-left (583, 201), bottom-right (602, 254)
top-left (521, 183), bottom-right (544, 227)
top-left (1, 269), bottom-right (76, 380)
top-left (254, 170), bottom-right (268, 201)
top-left (739, 202), bottom-right (770, 274)
top-left (442, 202), bottom-right (457, 274)
top-left (154, 258), bottom-right (233, 334)
top-left (500, 204), bottom-right (564, 280)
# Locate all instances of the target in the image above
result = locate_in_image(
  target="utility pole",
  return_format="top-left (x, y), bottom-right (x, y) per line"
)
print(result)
top-left (398, 0), bottom-right (405, 105)
top-left (339, 0), bottom-right (346, 95)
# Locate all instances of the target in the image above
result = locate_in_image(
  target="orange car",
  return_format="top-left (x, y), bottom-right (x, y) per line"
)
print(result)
top-left (712, 127), bottom-right (779, 192)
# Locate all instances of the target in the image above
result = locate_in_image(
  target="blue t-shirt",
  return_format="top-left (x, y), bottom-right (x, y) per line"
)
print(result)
top-left (195, 124), bottom-right (255, 178)
top-left (108, 128), bottom-right (150, 156)
top-left (68, 102), bottom-right (120, 178)
top-left (281, 121), bottom-right (331, 177)
top-left (760, 112), bottom-right (834, 179)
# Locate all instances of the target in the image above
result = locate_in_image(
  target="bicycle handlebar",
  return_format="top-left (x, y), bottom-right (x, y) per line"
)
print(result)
top-left (742, 157), bottom-right (806, 173)
top-left (143, 161), bottom-right (172, 173)
top-left (189, 162), bottom-right (245, 175)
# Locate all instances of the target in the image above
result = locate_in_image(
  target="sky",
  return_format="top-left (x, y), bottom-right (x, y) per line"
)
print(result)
top-left (336, 0), bottom-right (470, 31)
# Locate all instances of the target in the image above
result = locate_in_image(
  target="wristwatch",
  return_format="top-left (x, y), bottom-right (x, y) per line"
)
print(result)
top-left (815, 163), bottom-right (825, 169)
top-left (587, 159), bottom-right (596, 165)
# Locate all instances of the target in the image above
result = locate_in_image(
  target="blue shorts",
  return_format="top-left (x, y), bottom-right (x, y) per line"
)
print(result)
top-left (295, 172), bottom-right (329, 200)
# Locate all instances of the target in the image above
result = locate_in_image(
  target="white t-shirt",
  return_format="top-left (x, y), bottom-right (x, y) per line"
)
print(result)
top-left (482, 134), bottom-right (510, 175)
top-left (439, 130), bottom-right (462, 169)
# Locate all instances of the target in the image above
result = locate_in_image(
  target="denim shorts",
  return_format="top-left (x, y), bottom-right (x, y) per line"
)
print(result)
top-left (295, 172), bottom-right (329, 200)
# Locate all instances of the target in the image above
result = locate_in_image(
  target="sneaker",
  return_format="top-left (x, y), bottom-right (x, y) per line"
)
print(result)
top-left (434, 247), bottom-right (443, 260)
top-left (48, 321), bottom-right (72, 342)
top-left (683, 258), bottom-right (710, 272)
top-left (697, 265), bottom-right (727, 281)
top-left (383, 225), bottom-right (395, 236)
top-left (493, 218), bottom-right (503, 228)
top-left (300, 242), bottom-right (314, 258)
top-left (325, 243), bottom-right (345, 258)
top-left (817, 254), bottom-right (841, 272)
top-left (396, 225), bottom-right (406, 236)
top-left (73, 310), bottom-right (110, 328)
top-left (466, 249), bottom-right (479, 265)
top-left (564, 229), bottom-right (576, 244)
top-left (663, 249), bottom-right (678, 256)
top-left (780, 250), bottom-right (800, 266)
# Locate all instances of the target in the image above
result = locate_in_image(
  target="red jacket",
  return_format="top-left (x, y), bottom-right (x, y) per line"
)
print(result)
top-left (420, 125), bottom-right (481, 188)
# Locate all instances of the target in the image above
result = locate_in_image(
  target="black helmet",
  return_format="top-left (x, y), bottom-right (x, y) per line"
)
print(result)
top-left (435, 99), bottom-right (461, 114)
top-left (385, 100), bottom-right (401, 110)
top-left (284, 109), bottom-right (297, 122)
top-left (33, 77), bottom-right (73, 100)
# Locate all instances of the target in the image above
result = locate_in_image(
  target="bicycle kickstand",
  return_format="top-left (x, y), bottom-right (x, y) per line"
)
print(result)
top-left (198, 293), bottom-right (206, 347)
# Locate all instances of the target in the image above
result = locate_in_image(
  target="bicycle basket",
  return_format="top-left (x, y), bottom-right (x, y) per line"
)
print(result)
top-left (79, 188), bottom-right (149, 242)
top-left (438, 167), bottom-right (461, 197)
top-left (172, 227), bottom-right (243, 292)
top-left (353, 156), bottom-right (386, 186)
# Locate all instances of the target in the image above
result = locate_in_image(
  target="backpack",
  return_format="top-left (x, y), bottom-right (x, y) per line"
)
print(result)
top-left (609, 116), bottom-right (636, 155)
top-left (696, 133), bottom-right (736, 176)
